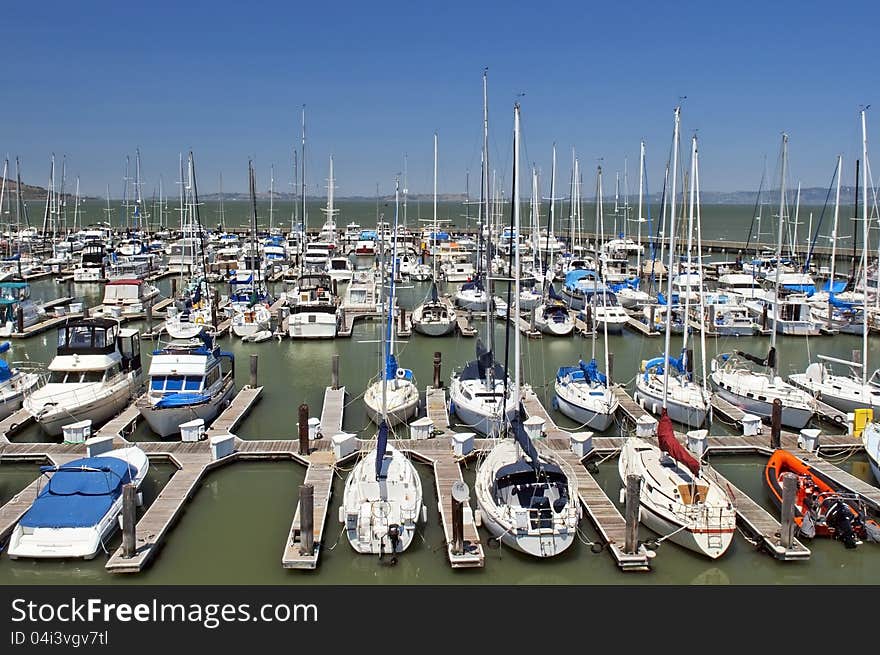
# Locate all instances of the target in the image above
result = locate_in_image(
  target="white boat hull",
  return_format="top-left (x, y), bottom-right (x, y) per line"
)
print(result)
top-left (139, 380), bottom-right (236, 438)
top-left (554, 386), bottom-right (616, 432)
top-left (288, 313), bottom-right (337, 339)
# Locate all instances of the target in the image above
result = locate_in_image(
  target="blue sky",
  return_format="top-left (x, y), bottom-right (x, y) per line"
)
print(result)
top-left (0, 1), bottom-right (876, 198)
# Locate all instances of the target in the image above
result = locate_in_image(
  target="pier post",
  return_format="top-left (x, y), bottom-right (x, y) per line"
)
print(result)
top-left (171, 277), bottom-right (178, 298)
top-left (298, 403), bottom-right (310, 456)
top-left (15, 305), bottom-right (23, 334)
top-left (66, 278), bottom-right (73, 302)
top-left (779, 472), bottom-right (797, 549)
top-left (586, 304), bottom-right (593, 332)
top-left (249, 354), bottom-right (258, 388)
top-left (707, 305), bottom-right (715, 331)
top-left (451, 481), bottom-right (467, 556)
top-left (211, 294), bottom-right (218, 330)
top-left (770, 398), bottom-right (782, 449)
top-left (299, 483), bottom-right (315, 556)
top-left (145, 303), bottom-right (153, 334)
top-left (648, 305), bottom-right (656, 332)
top-left (607, 352), bottom-right (614, 387)
top-left (122, 484), bottom-right (137, 558)
top-left (398, 307), bottom-right (406, 334)
top-left (433, 351), bottom-right (442, 389)
top-left (827, 300), bottom-right (833, 331)
top-left (331, 354), bottom-right (340, 390)
top-left (761, 303), bottom-right (768, 332)
top-left (529, 306), bottom-right (536, 331)
top-left (624, 474), bottom-right (641, 554)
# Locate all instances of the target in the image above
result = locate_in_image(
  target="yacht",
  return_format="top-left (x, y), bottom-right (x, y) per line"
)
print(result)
top-left (95, 279), bottom-right (160, 318)
top-left (24, 318), bottom-right (143, 437)
top-left (0, 281), bottom-right (46, 336)
top-left (0, 341), bottom-right (41, 420)
top-left (138, 331), bottom-right (235, 438)
top-left (287, 272), bottom-right (339, 339)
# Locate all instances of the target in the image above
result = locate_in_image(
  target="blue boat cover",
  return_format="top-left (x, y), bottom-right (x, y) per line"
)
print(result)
top-left (155, 392), bottom-right (212, 408)
top-left (829, 293), bottom-right (858, 310)
top-left (375, 421), bottom-right (389, 480)
top-left (19, 456), bottom-right (135, 529)
top-left (822, 280), bottom-right (847, 294)
top-left (782, 283), bottom-right (815, 295)
top-left (642, 355), bottom-right (685, 381)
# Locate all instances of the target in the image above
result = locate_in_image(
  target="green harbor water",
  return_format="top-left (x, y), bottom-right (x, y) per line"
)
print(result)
top-left (1, 202), bottom-right (877, 584)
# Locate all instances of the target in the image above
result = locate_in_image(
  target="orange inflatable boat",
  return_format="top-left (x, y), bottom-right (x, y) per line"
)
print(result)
top-left (764, 449), bottom-right (880, 548)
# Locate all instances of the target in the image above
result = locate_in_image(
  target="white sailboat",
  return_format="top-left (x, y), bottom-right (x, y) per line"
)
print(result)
top-left (412, 133), bottom-right (457, 337)
top-left (449, 70), bottom-right (517, 437)
top-left (710, 133), bottom-right (817, 429)
top-left (363, 180), bottom-right (419, 426)
top-left (635, 133), bottom-right (711, 428)
top-left (341, 185), bottom-right (424, 556)
top-left (474, 101), bottom-right (581, 558)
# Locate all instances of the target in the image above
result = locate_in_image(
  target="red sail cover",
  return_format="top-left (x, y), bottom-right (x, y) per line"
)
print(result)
top-left (657, 410), bottom-right (700, 476)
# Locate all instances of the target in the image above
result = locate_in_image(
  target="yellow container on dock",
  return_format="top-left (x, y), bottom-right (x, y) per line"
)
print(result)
top-left (853, 408), bottom-right (873, 438)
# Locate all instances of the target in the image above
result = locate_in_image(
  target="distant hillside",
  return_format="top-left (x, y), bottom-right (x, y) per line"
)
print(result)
top-left (0, 178), bottom-right (97, 202)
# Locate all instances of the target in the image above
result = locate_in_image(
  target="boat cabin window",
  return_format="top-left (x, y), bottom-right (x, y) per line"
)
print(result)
top-left (58, 322), bottom-right (117, 354)
top-left (151, 375), bottom-right (203, 392)
top-left (83, 370), bottom-right (106, 383)
top-left (205, 366), bottom-right (220, 388)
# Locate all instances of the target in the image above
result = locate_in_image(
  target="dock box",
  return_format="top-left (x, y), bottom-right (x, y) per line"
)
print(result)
top-left (686, 429), bottom-right (709, 459)
top-left (409, 417), bottom-right (434, 441)
top-left (452, 432), bottom-right (475, 457)
top-left (308, 417), bottom-right (321, 440)
top-left (85, 435), bottom-right (115, 458)
top-left (798, 428), bottom-right (821, 453)
top-left (331, 432), bottom-right (357, 460)
top-left (741, 414), bottom-right (762, 436)
top-left (570, 431), bottom-right (593, 458)
top-left (61, 419), bottom-right (92, 444)
top-left (210, 434), bottom-right (235, 460)
top-left (636, 415), bottom-right (658, 437)
top-left (179, 418), bottom-right (206, 442)
top-left (524, 416), bottom-right (546, 441)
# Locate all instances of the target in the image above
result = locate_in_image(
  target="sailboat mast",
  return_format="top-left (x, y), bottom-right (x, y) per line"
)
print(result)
top-left (481, 69), bottom-right (494, 361)
top-left (301, 106), bottom-right (307, 256)
top-left (682, 136), bottom-right (697, 354)
top-left (637, 141), bottom-right (645, 278)
top-left (269, 164), bottom-right (275, 232)
top-left (387, 178), bottom-right (399, 359)
top-left (694, 142), bottom-right (709, 399)
top-left (770, 133), bottom-right (788, 370)
top-left (513, 103), bottom-right (522, 404)
top-left (861, 108), bottom-right (869, 385)
top-left (829, 156), bottom-right (842, 296)
top-left (661, 107), bottom-right (681, 408)
top-left (433, 133), bottom-right (438, 281)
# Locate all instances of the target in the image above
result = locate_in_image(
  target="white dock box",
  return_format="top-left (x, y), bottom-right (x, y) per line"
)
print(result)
top-left (308, 417), bottom-right (321, 440)
top-left (570, 431), bottom-right (594, 458)
top-left (179, 418), bottom-right (206, 442)
top-left (524, 416), bottom-right (546, 441)
top-left (62, 419), bottom-right (92, 444)
top-left (85, 435), bottom-right (115, 458)
top-left (686, 429), bottom-right (709, 459)
top-left (452, 432), bottom-right (475, 457)
top-left (68, 302), bottom-right (83, 315)
top-left (741, 413), bottom-right (762, 436)
top-left (636, 415), bottom-right (658, 437)
top-left (332, 432), bottom-right (357, 459)
top-left (210, 434), bottom-right (235, 460)
top-left (409, 417), bottom-right (434, 441)
top-left (798, 428), bottom-right (821, 453)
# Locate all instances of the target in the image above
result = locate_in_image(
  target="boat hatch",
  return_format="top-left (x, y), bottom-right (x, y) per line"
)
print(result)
top-left (676, 484), bottom-right (709, 505)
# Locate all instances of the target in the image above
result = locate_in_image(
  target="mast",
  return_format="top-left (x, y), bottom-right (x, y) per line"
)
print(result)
top-left (770, 133), bottom-right (789, 376)
top-left (218, 172), bottom-right (225, 231)
top-left (682, 135), bottom-right (697, 354)
top-left (135, 148), bottom-right (144, 233)
top-left (542, 144), bottom-right (556, 295)
top-left (301, 106), bottom-right (307, 259)
top-left (403, 154), bottom-right (408, 230)
top-left (73, 176), bottom-right (80, 233)
top-left (269, 164), bottom-right (275, 232)
top-left (0, 159), bottom-right (7, 248)
top-left (661, 107), bottom-right (681, 407)
top-left (481, 68), bottom-right (494, 365)
top-left (829, 155), bottom-right (842, 299)
top-left (637, 141), bottom-right (645, 279)
top-left (513, 102), bottom-right (522, 406)
top-left (861, 108), bottom-right (869, 386)
top-left (694, 140), bottom-right (709, 409)
top-left (433, 133), bottom-right (439, 283)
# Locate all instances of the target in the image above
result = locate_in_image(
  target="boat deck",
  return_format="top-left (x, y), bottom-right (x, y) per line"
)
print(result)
top-left (0, 408), bottom-right (34, 444)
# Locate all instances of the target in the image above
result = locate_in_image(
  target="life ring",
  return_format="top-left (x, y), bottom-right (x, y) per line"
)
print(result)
top-left (395, 368), bottom-right (407, 379)
top-left (195, 316), bottom-right (205, 325)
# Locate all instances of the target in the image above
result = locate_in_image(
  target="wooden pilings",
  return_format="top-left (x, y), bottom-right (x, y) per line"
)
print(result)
top-left (299, 484), bottom-right (315, 556)
top-left (122, 484), bottom-right (137, 558)
top-left (433, 351), bottom-right (442, 389)
top-left (249, 353), bottom-right (258, 388)
top-left (331, 354), bottom-right (340, 390)
top-left (298, 403), bottom-right (310, 456)
top-left (771, 398), bottom-right (782, 449)
top-left (624, 474), bottom-right (640, 555)
top-left (779, 472), bottom-right (797, 549)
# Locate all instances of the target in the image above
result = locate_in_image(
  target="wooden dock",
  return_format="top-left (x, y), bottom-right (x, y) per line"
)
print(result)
top-left (0, 408), bottom-right (34, 443)
top-left (703, 467), bottom-right (811, 560)
top-left (541, 440), bottom-right (651, 571)
top-left (282, 460), bottom-right (335, 569)
top-left (613, 386), bottom-right (653, 425)
top-left (813, 399), bottom-right (849, 427)
top-left (425, 386), bottom-right (451, 436)
top-left (10, 313), bottom-right (81, 339)
top-left (570, 310), bottom-right (596, 337)
top-left (431, 453), bottom-right (484, 567)
top-left (318, 386), bottom-right (345, 439)
top-left (521, 387), bottom-right (572, 440)
top-left (105, 450), bottom-right (212, 573)
top-left (204, 386), bottom-right (264, 438)
top-left (625, 315), bottom-right (661, 337)
top-left (95, 394), bottom-right (144, 441)
top-left (512, 315), bottom-right (543, 339)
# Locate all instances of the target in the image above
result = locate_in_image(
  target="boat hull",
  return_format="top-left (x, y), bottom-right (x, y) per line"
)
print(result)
top-left (27, 378), bottom-right (139, 438)
top-left (554, 387), bottom-right (616, 431)
top-left (634, 382), bottom-right (708, 429)
top-left (139, 380), bottom-right (236, 438)
top-left (288, 313), bottom-right (337, 339)
top-left (713, 384), bottom-right (812, 429)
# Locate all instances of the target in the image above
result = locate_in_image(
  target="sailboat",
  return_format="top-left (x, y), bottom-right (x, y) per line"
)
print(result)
top-left (619, 108), bottom-right (736, 560)
top-left (165, 153), bottom-right (215, 339)
top-left (230, 162), bottom-right (273, 339)
top-left (474, 101), bottom-right (581, 558)
top-left (449, 70), bottom-right (517, 437)
top-left (635, 134), bottom-right (711, 428)
top-left (532, 146), bottom-right (574, 336)
top-left (710, 134), bottom-right (816, 429)
top-left (790, 112), bottom-right (880, 415)
top-left (411, 133), bottom-right (457, 337)
top-left (363, 180), bottom-right (419, 426)
top-left (341, 184), bottom-right (424, 556)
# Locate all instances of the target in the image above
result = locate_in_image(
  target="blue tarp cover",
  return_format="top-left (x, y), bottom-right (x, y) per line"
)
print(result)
top-left (19, 456), bottom-right (135, 529)
top-left (155, 392), bottom-right (212, 408)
